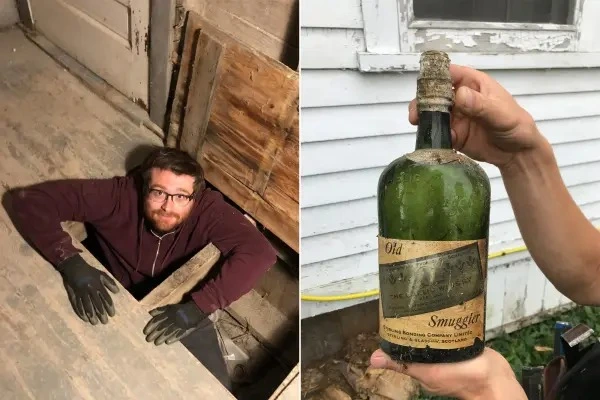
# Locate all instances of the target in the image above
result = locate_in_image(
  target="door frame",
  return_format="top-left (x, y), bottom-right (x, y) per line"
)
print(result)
top-left (149, 0), bottom-right (175, 131)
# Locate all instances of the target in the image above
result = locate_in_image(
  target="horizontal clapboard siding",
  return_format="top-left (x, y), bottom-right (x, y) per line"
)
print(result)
top-left (300, 1), bottom-right (600, 319)
top-left (300, 0), bottom-right (364, 29)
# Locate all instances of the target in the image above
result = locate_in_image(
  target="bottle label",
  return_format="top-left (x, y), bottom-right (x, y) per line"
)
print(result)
top-left (378, 237), bottom-right (487, 349)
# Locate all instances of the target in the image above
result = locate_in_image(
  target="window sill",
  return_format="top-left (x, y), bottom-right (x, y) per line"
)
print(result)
top-left (358, 52), bottom-right (600, 72)
top-left (409, 19), bottom-right (577, 32)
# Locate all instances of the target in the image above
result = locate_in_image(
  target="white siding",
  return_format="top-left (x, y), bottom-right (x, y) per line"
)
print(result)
top-left (300, 1), bottom-right (600, 332)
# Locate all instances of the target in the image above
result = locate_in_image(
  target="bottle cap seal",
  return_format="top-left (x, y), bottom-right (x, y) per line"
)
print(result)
top-left (417, 51), bottom-right (454, 112)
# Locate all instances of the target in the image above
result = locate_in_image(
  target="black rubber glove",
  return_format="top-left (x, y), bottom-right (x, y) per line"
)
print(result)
top-left (56, 254), bottom-right (119, 325)
top-left (143, 301), bottom-right (208, 346)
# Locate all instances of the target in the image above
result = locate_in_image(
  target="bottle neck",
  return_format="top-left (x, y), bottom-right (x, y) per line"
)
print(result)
top-left (415, 111), bottom-right (452, 150)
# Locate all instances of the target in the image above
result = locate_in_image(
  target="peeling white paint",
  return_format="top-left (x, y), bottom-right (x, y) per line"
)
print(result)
top-left (489, 31), bottom-right (572, 52)
top-left (417, 28), bottom-right (574, 52)
top-left (426, 30), bottom-right (479, 48)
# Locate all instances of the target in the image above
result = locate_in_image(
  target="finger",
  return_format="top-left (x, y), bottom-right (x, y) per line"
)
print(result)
top-left (90, 290), bottom-right (108, 324)
top-left (149, 306), bottom-right (168, 317)
top-left (154, 325), bottom-right (179, 346)
top-left (453, 86), bottom-right (505, 123)
top-left (169, 327), bottom-right (195, 344)
top-left (370, 349), bottom-right (408, 373)
top-left (100, 273), bottom-right (119, 294)
top-left (408, 99), bottom-right (418, 125)
top-left (165, 329), bottom-right (188, 345)
top-left (75, 295), bottom-right (90, 323)
top-left (81, 293), bottom-right (98, 325)
top-left (146, 321), bottom-right (173, 343)
top-left (99, 288), bottom-right (115, 317)
top-left (80, 292), bottom-right (98, 325)
top-left (449, 64), bottom-right (485, 87)
top-left (66, 285), bottom-right (88, 323)
top-left (143, 313), bottom-right (170, 335)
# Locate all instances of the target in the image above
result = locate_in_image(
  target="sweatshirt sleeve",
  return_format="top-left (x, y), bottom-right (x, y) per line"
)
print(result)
top-left (191, 192), bottom-right (278, 313)
top-left (10, 177), bottom-right (127, 267)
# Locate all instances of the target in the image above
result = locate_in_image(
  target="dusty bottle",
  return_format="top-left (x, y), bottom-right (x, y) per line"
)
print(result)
top-left (377, 51), bottom-right (491, 363)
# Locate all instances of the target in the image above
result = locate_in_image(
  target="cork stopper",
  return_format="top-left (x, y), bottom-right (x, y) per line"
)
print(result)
top-left (416, 51), bottom-right (454, 112)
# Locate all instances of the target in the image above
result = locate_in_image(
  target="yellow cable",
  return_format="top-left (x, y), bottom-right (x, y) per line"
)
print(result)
top-left (300, 238), bottom-right (570, 302)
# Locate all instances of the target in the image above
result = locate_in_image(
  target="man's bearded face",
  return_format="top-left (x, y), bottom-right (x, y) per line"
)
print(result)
top-left (144, 168), bottom-right (195, 233)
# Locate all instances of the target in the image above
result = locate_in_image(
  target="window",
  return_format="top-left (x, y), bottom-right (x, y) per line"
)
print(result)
top-left (357, 0), bottom-right (600, 72)
top-left (414, 0), bottom-right (572, 25)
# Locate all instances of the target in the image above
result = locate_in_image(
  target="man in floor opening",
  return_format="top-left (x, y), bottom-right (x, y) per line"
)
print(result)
top-left (11, 146), bottom-right (278, 391)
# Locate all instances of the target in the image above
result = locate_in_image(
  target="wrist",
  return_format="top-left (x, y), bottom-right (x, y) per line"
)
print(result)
top-left (183, 300), bottom-right (208, 321)
top-left (499, 133), bottom-right (555, 179)
top-left (470, 376), bottom-right (526, 400)
top-left (56, 253), bottom-right (85, 273)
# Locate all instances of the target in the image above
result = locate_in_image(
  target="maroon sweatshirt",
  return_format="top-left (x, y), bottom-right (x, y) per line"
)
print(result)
top-left (11, 175), bottom-right (277, 313)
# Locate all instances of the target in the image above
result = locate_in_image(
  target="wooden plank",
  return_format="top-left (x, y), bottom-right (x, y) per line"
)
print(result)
top-left (171, 12), bottom-right (299, 252)
top-left (265, 107), bottom-right (299, 204)
top-left (268, 364), bottom-right (299, 400)
top-left (201, 36), bottom-right (297, 191)
top-left (180, 32), bottom-right (223, 156)
top-left (227, 289), bottom-right (298, 366)
top-left (189, 0), bottom-right (299, 69)
top-left (200, 0), bottom-right (297, 44)
top-left (149, 0), bottom-right (175, 130)
top-left (166, 10), bottom-right (200, 148)
top-left (140, 243), bottom-right (221, 309)
top-left (201, 156), bottom-right (298, 251)
top-left (16, 0), bottom-right (34, 30)
top-left (0, 28), bottom-right (232, 397)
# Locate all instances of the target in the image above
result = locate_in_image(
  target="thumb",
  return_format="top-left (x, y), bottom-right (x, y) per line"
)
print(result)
top-left (370, 349), bottom-right (408, 374)
top-left (100, 273), bottom-right (120, 294)
top-left (453, 86), bottom-right (492, 120)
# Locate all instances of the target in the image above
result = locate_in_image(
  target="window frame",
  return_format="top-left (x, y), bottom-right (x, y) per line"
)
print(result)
top-left (358, 0), bottom-right (600, 72)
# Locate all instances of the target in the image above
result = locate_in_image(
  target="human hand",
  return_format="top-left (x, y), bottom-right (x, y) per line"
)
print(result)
top-left (410, 64), bottom-right (549, 171)
top-left (370, 347), bottom-right (526, 400)
top-left (57, 254), bottom-right (119, 325)
top-left (143, 301), bottom-right (208, 345)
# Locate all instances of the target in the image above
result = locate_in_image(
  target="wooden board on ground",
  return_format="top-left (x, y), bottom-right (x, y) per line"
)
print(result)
top-left (0, 27), bottom-right (232, 399)
top-left (141, 243), bottom-right (221, 309)
top-left (228, 289), bottom-right (298, 367)
top-left (269, 364), bottom-right (300, 400)
top-left (167, 11), bottom-right (299, 252)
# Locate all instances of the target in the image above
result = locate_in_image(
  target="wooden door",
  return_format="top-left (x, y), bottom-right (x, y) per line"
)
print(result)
top-left (29, 0), bottom-right (149, 107)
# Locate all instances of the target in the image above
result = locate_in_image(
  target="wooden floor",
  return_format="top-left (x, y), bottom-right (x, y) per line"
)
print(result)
top-left (0, 27), bottom-right (233, 399)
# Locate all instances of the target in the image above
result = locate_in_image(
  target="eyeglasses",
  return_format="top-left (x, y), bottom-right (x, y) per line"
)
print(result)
top-left (147, 189), bottom-right (194, 206)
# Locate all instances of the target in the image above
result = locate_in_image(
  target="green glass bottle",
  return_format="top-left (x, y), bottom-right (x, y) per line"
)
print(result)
top-left (377, 51), bottom-right (491, 363)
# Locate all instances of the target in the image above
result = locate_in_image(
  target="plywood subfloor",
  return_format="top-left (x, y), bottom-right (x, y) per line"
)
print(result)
top-left (0, 27), bottom-right (233, 399)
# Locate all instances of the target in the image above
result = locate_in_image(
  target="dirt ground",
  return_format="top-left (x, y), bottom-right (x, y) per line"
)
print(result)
top-left (302, 332), bottom-right (420, 400)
